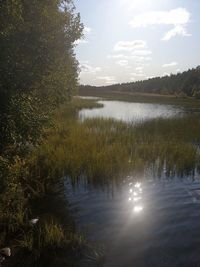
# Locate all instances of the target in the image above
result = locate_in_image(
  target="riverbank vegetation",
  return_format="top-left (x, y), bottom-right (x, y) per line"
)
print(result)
top-left (0, 0), bottom-right (86, 266)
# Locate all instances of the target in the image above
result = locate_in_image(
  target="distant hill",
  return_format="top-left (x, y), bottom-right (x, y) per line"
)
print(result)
top-left (79, 66), bottom-right (200, 98)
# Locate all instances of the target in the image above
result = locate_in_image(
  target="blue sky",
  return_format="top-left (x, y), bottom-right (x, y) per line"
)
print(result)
top-left (74, 0), bottom-right (200, 86)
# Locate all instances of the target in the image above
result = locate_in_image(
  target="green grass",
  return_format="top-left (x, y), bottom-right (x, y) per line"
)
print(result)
top-left (33, 98), bottom-right (200, 188)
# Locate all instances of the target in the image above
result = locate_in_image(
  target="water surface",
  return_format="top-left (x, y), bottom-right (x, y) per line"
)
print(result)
top-left (79, 100), bottom-right (183, 123)
top-left (66, 174), bottom-right (200, 267)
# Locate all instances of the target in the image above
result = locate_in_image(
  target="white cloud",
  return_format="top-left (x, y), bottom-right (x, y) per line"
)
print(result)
top-left (107, 54), bottom-right (128, 59)
top-left (162, 62), bottom-right (178, 67)
top-left (130, 72), bottom-right (146, 77)
top-left (162, 25), bottom-right (191, 41)
top-left (146, 76), bottom-right (156, 79)
top-left (129, 8), bottom-right (191, 41)
top-left (80, 63), bottom-right (101, 74)
top-left (114, 40), bottom-right (147, 51)
top-left (135, 66), bottom-right (143, 72)
top-left (98, 76), bottom-right (115, 81)
top-left (163, 72), bottom-right (170, 76)
top-left (97, 76), bottom-right (116, 84)
top-left (132, 56), bottom-right (152, 62)
top-left (116, 59), bottom-right (129, 66)
top-left (131, 49), bottom-right (152, 56)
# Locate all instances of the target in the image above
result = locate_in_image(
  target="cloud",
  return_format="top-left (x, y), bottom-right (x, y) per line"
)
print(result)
top-left (146, 76), bottom-right (156, 79)
top-left (116, 60), bottom-right (129, 66)
top-left (132, 56), bottom-right (152, 62)
top-left (80, 63), bottom-right (101, 73)
top-left (131, 49), bottom-right (152, 56)
top-left (130, 72), bottom-right (146, 77)
top-left (135, 66), bottom-right (143, 72)
top-left (114, 40), bottom-right (147, 51)
top-left (97, 76), bottom-right (116, 84)
top-left (163, 72), bottom-right (170, 76)
top-left (129, 8), bottom-right (191, 41)
top-left (107, 54), bottom-right (128, 59)
top-left (162, 62), bottom-right (178, 67)
top-left (162, 25), bottom-right (191, 41)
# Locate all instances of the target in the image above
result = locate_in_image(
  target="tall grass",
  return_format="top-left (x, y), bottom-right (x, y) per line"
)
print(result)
top-left (33, 98), bottom-right (200, 189)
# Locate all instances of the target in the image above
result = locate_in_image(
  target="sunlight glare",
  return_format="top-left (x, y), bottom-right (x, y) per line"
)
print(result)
top-left (134, 182), bottom-right (141, 188)
top-left (133, 197), bottom-right (142, 202)
top-left (134, 205), bottom-right (143, 213)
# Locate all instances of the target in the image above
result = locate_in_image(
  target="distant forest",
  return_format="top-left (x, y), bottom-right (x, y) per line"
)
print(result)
top-left (79, 66), bottom-right (200, 98)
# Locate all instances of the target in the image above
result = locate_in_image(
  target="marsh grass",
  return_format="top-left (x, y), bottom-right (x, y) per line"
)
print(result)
top-left (34, 98), bottom-right (200, 189)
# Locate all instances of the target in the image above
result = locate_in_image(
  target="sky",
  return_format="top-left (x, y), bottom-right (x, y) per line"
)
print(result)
top-left (74, 0), bottom-right (200, 86)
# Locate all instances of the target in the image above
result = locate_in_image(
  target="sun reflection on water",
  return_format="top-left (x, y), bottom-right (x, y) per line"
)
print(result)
top-left (128, 180), bottom-right (143, 214)
top-left (133, 205), bottom-right (143, 213)
top-left (133, 196), bottom-right (142, 202)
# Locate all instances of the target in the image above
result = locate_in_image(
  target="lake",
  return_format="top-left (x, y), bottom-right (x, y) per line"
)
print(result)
top-left (67, 99), bottom-right (200, 267)
top-left (79, 100), bottom-right (184, 123)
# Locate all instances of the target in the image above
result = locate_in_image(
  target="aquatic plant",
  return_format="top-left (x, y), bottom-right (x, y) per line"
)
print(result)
top-left (33, 99), bottom-right (200, 188)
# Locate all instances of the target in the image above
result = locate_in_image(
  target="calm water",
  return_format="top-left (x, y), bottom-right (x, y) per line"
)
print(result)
top-left (79, 100), bottom-right (183, 123)
top-left (67, 175), bottom-right (200, 267)
top-left (69, 100), bottom-right (199, 266)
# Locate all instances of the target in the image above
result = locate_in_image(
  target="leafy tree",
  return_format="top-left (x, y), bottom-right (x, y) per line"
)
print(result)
top-left (0, 0), bottom-right (83, 151)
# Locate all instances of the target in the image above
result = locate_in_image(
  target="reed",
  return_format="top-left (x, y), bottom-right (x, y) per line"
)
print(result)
top-left (33, 98), bottom-right (200, 188)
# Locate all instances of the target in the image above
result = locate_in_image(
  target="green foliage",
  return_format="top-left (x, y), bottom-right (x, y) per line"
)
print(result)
top-left (0, 0), bottom-right (83, 151)
top-left (0, 0), bottom-right (83, 264)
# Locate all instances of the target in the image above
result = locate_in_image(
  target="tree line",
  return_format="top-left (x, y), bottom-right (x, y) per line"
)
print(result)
top-left (79, 66), bottom-right (200, 98)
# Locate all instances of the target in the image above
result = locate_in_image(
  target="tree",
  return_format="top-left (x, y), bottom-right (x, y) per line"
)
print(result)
top-left (0, 0), bottom-right (83, 151)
